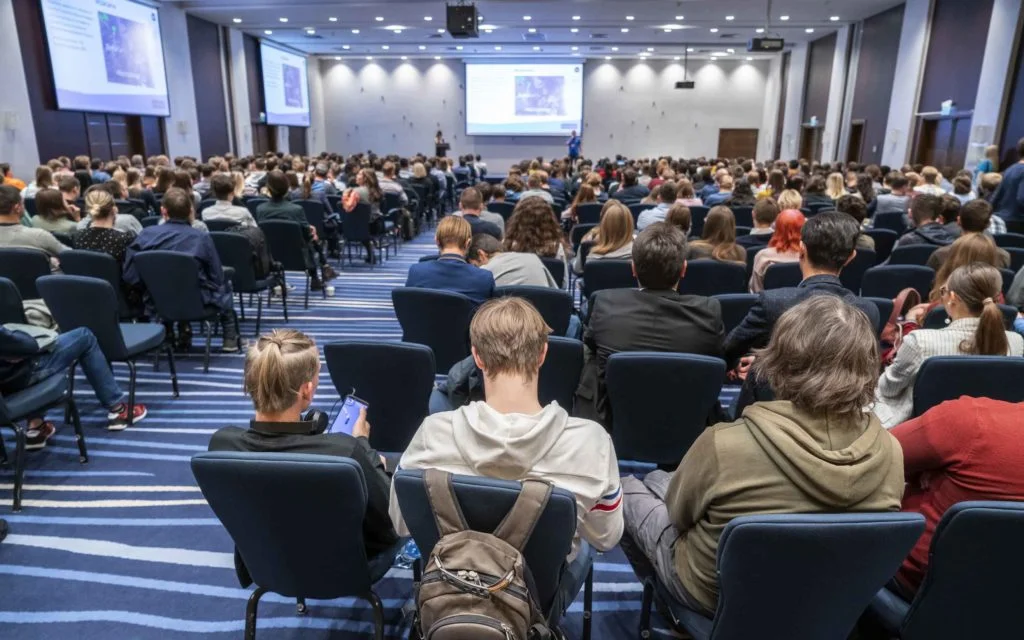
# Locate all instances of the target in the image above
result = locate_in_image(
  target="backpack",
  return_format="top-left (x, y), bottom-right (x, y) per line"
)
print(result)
top-left (880, 287), bottom-right (922, 366)
top-left (416, 469), bottom-right (555, 640)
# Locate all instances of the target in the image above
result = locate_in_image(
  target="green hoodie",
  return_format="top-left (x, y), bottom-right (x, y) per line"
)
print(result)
top-left (665, 400), bottom-right (904, 612)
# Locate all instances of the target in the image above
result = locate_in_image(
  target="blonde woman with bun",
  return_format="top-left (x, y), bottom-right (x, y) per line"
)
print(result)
top-left (74, 190), bottom-right (134, 265)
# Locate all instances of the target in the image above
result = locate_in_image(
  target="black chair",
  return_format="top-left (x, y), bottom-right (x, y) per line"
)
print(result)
top-left (839, 249), bottom-right (877, 293)
top-left (730, 206), bottom-right (754, 228)
top-left (868, 501), bottom-right (1024, 640)
top-left (323, 341), bottom-right (434, 453)
top-left (197, 199), bottom-right (217, 218)
top-left (37, 275), bottom-right (178, 426)
top-left (745, 247), bottom-right (761, 280)
top-left (132, 251), bottom-right (226, 373)
top-left (993, 232), bottom-right (1024, 249)
top-left (1000, 267), bottom-right (1014, 295)
top-left (889, 245), bottom-right (939, 266)
top-left (245, 197), bottom-right (268, 218)
top-left (1005, 247), bottom-right (1024, 273)
top-left (140, 216), bottom-right (161, 228)
top-left (23, 197), bottom-right (37, 216)
top-left (629, 203), bottom-right (649, 224)
top-left (714, 293), bottom-right (758, 336)
top-left (763, 262), bottom-right (803, 290)
top-left (873, 211), bottom-right (908, 234)
top-left (911, 356), bottom-right (1024, 418)
top-left (570, 223), bottom-right (597, 251)
top-left (343, 202), bottom-right (388, 267)
top-left (259, 220), bottom-right (323, 310)
top-left (864, 229), bottom-right (898, 264)
top-left (0, 277), bottom-right (26, 323)
top-left (538, 337), bottom-right (584, 413)
top-left (808, 201), bottom-right (839, 215)
top-left (689, 206), bottom-right (710, 237)
top-left (735, 226), bottom-right (752, 237)
top-left (541, 257), bottom-right (566, 289)
top-left (192, 452), bottom-right (397, 640)
top-left (296, 199), bottom-right (328, 241)
top-left (488, 201), bottom-right (516, 221)
top-left (923, 304), bottom-right (1016, 329)
top-left (58, 249), bottom-right (135, 320)
top-left (575, 202), bottom-right (604, 225)
top-left (861, 266), bottom-right (934, 299)
top-left (606, 352), bottom-right (725, 466)
top-left (679, 260), bottom-right (747, 296)
top-left (582, 260), bottom-right (634, 299)
top-left (211, 232), bottom-right (281, 334)
top-left (0, 247), bottom-right (50, 299)
top-left (864, 297), bottom-right (895, 336)
top-left (326, 194), bottom-right (342, 213)
top-left (495, 286), bottom-right (573, 336)
top-left (392, 287), bottom-right (475, 373)
top-left (204, 219), bottom-right (237, 232)
top-left (52, 231), bottom-right (74, 247)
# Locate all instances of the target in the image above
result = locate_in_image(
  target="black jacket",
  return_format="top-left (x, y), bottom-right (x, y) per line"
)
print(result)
top-left (736, 231), bottom-right (773, 251)
top-left (615, 184), bottom-right (650, 202)
top-left (895, 222), bottom-right (957, 248)
top-left (723, 274), bottom-right (880, 367)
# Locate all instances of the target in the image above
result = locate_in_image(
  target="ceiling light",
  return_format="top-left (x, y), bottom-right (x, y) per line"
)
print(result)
top-left (780, 15), bottom-right (790, 21)
top-left (533, 46), bottom-right (540, 50)
top-left (437, 28), bottom-right (445, 33)
top-left (342, 45), bottom-right (350, 49)
top-left (726, 15), bottom-right (735, 21)
top-left (571, 28), bottom-right (579, 33)
top-left (329, 17), bottom-right (337, 22)
top-left (686, 47), bottom-right (694, 52)
top-left (483, 28), bottom-right (493, 33)
top-left (605, 56), bottom-right (611, 60)
top-left (456, 45), bottom-right (463, 50)
top-left (381, 45), bottom-right (389, 50)
top-left (756, 28), bottom-right (765, 33)
top-left (351, 29), bottom-right (359, 34)
top-left (830, 16), bottom-right (840, 21)
top-left (306, 29), bottom-right (315, 35)
top-left (805, 27), bottom-right (815, 33)
top-left (673, 56), bottom-right (680, 61)
top-left (675, 15), bottom-right (684, 20)
top-left (621, 27), bottom-right (629, 33)
top-left (232, 18), bottom-right (242, 24)
top-left (573, 16), bottom-right (581, 21)
top-left (278, 17), bottom-right (288, 23)
top-left (571, 46), bottom-right (579, 51)
top-left (523, 15), bottom-right (531, 21)
top-left (710, 27), bottom-right (719, 32)
top-left (334, 56), bottom-right (341, 60)
top-left (424, 16), bottom-right (432, 21)
top-left (647, 47), bottom-right (654, 51)
top-left (418, 45), bottom-right (426, 50)
top-left (528, 27), bottom-right (536, 33)
top-left (612, 46), bottom-right (619, 51)
top-left (366, 56), bottom-right (373, 60)
top-left (726, 48), bottom-right (734, 53)
top-left (434, 56), bottom-right (441, 60)
top-left (375, 16), bottom-right (383, 22)
top-left (494, 45), bottom-right (502, 50)
top-left (746, 56), bottom-right (753, 61)
top-left (401, 56), bottom-right (408, 60)
top-left (626, 15), bottom-right (635, 21)
top-left (664, 29), bottom-right (671, 33)
top-left (264, 30), bottom-right (272, 35)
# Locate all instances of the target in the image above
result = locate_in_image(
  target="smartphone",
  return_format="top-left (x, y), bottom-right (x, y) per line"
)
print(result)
top-left (328, 394), bottom-right (369, 435)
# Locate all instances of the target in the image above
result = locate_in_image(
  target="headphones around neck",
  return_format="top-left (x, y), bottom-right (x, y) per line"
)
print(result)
top-left (302, 409), bottom-right (328, 435)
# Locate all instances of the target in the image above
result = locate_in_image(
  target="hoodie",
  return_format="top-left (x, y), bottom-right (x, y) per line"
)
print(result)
top-left (665, 401), bottom-right (904, 612)
top-left (389, 401), bottom-right (623, 555)
top-left (895, 221), bottom-right (956, 248)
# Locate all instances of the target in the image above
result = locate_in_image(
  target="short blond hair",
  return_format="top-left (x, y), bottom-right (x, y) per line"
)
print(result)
top-left (470, 298), bottom-right (551, 381)
top-left (243, 330), bottom-right (320, 414)
top-left (777, 189), bottom-right (803, 211)
top-left (435, 215), bottom-right (472, 249)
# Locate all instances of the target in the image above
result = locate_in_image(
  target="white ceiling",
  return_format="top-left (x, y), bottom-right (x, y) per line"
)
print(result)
top-left (163, 0), bottom-right (905, 61)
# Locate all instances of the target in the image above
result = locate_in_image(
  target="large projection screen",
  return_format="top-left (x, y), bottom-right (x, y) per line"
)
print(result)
top-left (465, 62), bottom-right (584, 136)
top-left (260, 42), bottom-right (311, 127)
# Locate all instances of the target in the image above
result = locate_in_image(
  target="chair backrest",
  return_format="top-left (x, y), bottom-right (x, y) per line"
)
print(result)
top-left (382, 191), bottom-right (403, 215)
top-left (140, 216), bottom-right (161, 228)
top-left (538, 337), bottom-right (583, 412)
top-left (343, 203), bottom-right (373, 241)
top-left (763, 262), bottom-right (803, 290)
top-left (873, 211), bottom-right (908, 234)
top-left (393, 469), bottom-right (578, 614)
top-left (323, 341), bottom-right (435, 453)
top-left (582, 260), bottom-right (635, 299)
top-left (730, 206), bottom-right (753, 228)
top-left (839, 249), bottom-right (877, 293)
top-left (245, 197), bottom-right (269, 217)
top-left (37, 275), bottom-right (127, 360)
top-left (0, 247), bottom-right (50, 300)
top-left (327, 194), bottom-right (342, 213)
top-left (993, 232), bottom-right (1024, 249)
top-left (570, 223), bottom-right (597, 251)
top-left (58, 249), bottom-right (132, 319)
top-left (1005, 247), bottom-right (1024, 273)
top-left (133, 251), bottom-right (212, 321)
top-left (606, 352), bottom-right (725, 465)
top-left (488, 201), bottom-right (516, 221)
top-left (540, 257), bottom-right (565, 288)
top-left (0, 277), bottom-right (27, 324)
top-left (1000, 267), bottom-right (1014, 295)
top-left (575, 202), bottom-right (603, 225)
top-left (494, 286), bottom-right (573, 336)
top-left (258, 220), bottom-right (308, 272)
top-left (23, 197), bottom-right (37, 216)
top-left (713, 294), bottom-right (758, 337)
top-left (679, 260), bottom-right (747, 296)
top-left (912, 356), bottom-right (1024, 417)
top-left (210, 232), bottom-right (260, 291)
top-left (734, 226), bottom-right (752, 237)
top-left (923, 304), bottom-right (1016, 330)
top-left (863, 297), bottom-right (894, 336)
top-left (860, 265), bottom-right (934, 299)
top-left (204, 219), bottom-right (237, 232)
top-left (192, 452), bottom-right (375, 599)
top-left (197, 199), bottom-right (217, 217)
top-left (899, 501), bottom-right (1024, 640)
top-left (689, 206), bottom-right (711, 237)
top-left (889, 244), bottom-right (939, 266)
top-left (864, 229), bottom-right (898, 264)
top-left (628, 203), bottom-right (648, 223)
top-left (392, 287), bottom-right (476, 373)
top-left (297, 199), bottom-right (327, 237)
top-left (710, 513), bottom-right (924, 640)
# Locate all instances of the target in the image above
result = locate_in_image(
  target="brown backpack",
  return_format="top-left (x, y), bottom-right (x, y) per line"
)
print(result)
top-left (416, 469), bottom-right (555, 640)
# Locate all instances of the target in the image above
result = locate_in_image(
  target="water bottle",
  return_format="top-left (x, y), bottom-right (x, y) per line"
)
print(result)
top-left (394, 539), bottom-right (420, 569)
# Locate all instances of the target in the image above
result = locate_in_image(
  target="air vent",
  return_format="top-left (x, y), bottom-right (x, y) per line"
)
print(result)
top-left (428, 33), bottom-right (444, 39)
top-left (587, 46), bottom-right (605, 51)
top-left (304, 34), bottom-right (323, 40)
top-left (590, 33), bottom-right (609, 39)
top-left (718, 33), bottom-right (739, 38)
top-left (522, 32), bottom-right (547, 42)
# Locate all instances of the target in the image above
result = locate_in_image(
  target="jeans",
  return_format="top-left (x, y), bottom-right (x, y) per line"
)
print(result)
top-left (566, 314), bottom-right (583, 340)
top-left (547, 541), bottom-right (595, 623)
top-left (428, 387), bottom-right (454, 415)
top-left (25, 328), bottom-right (124, 409)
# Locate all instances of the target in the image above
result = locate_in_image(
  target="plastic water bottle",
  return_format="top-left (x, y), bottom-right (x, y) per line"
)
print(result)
top-left (325, 285), bottom-right (335, 297)
top-left (394, 539), bottom-right (420, 569)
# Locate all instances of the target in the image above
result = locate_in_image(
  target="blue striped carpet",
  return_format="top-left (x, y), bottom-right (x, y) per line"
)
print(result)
top-left (0, 231), bottom-right (729, 639)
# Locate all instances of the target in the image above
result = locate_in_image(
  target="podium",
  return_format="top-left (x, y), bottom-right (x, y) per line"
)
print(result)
top-left (435, 142), bottom-right (450, 158)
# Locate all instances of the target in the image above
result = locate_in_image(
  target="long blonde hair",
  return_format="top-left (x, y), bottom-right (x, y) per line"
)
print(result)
top-left (588, 200), bottom-right (634, 255)
top-left (243, 330), bottom-right (320, 414)
top-left (826, 173), bottom-right (846, 199)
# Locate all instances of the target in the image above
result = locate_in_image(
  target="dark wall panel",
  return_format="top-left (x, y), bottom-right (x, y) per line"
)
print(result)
top-left (187, 16), bottom-right (230, 159)
top-left (850, 4), bottom-right (906, 165)
top-left (802, 33), bottom-right (837, 125)
top-left (999, 28), bottom-right (1024, 167)
top-left (918, 0), bottom-right (994, 113)
top-left (289, 127), bottom-right (308, 156)
top-left (243, 35), bottom-right (264, 124)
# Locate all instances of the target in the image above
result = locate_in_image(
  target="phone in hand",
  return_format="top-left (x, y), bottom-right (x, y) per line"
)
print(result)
top-left (329, 394), bottom-right (369, 435)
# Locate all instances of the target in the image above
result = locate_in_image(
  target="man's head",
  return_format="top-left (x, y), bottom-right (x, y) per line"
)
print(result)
top-left (958, 199), bottom-right (994, 233)
top-left (799, 212), bottom-right (861, 274)
top-left (0, 185), bottom-right (23, 220)
top-left (718, 175), bottom-right (734, 192)
top-left (468, 233), bottom-right (502, 266)
top-left (0, 163), bottom-right (11, 178)
top-left (885, 172), bottom-right (909, 193)
top-left (160, 187), bottom-right (193, 221)
top-left (57, 175), bottom-right (80, 198)
top-left (622, 169), bottom-right (638, 187)
top-left (834, 195), bottom-right (868, 224)
top-left (435, 214), bottom-right (472, 253)
top-left (910, 194), bottom-right (943, 227)
top-left (526, 173), bottom-right (542, 190)
top-left (753, 198), bottom-right (780, 228)
top-left (470, 297), bottom-right (551, 383)
top-left (265, 170), bottom-right (289, 200)
top-left (460, 187), bottom-right (483, 214)
top-left (211, 173), bottom-right (235, 201)
top-left (631, 222), bottom-right (687, 290)
top-left (657, 181), bottom-right (678, 204)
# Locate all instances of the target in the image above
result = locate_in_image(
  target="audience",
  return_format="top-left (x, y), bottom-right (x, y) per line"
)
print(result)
top-left (664, 203), bottom-right (692, 236)
top-left (875, 172), bottom-right (912, 216)
top-left (73, 190), bottom-right (139, 308)
top-left (21, 166), bottom-right (54, 200)
top-left (826, 172), bottom-right (848, 201)
top-left (927, 200), bottom-right (1010, 270)
top-left (197, 174), bottom-right (256, 227)
top-left (563, 184), bottom-right (598, 223)
top-left (776, 188), bottom-right (803, 211)
top-left (749, 209), bottom-right (806, 293)
top-left (0, 185), bottom-right (67, 265)
top-left (736, 199), bottom-right (779, 251)
top-left (991, 139), bottom-right (1024, 223)
top-left (686, 206), bottom-right (746, 264)
top-left (914, 166), bottom-right (947, 196)
top-left (456, 187), bottom-right (502, 240)
top-left (675, 180), bottom-right (703, 207)
top-left (637, 182), bottom-right (678, 231)
top-left (29, 189), bottom-right (79, 233)
top-left (520, 173), bottom-right (554, 204)
top-left (573, 200), bottom-right (634, 274)
top-left (834, 195), bottom-right (875, 250)
top-left (406, 215), bottom-right (495, 304)
top-left (503, 196), bottom-right (569, 263)
top-left (256, 170), bottom-right (334, 289)
top-left (343, 168), bottom-right (385, 264)
top-left (703, 175), bottom-right (733, 207)
top-left (803, 176), bottom-right (833, 208)
top-left (615, 169), bottom-right (650, 202)
top-left (895, 194), bottom-right (956, 248)
top-left (467, 233), bottom-right (558, 288)
top-left (1, 163), bottom-right (26, 190)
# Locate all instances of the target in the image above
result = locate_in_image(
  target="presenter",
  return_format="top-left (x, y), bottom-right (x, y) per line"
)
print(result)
top-left (435, 131), bottom-right (449, 158)
top-left (567, 130), bottom-right (582, 169)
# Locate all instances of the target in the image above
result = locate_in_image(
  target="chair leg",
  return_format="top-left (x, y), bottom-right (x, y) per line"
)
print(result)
top-left (583, 565), bottom-right (593, 640)
top-left (126, 361), bottom-right (137, 426)
top-left (0, 429), bottom-right (8, 466)
top-left (304, 274), bottom-right (310, 309)
top-left (367, 591), bottom-right (385, 640)
top-left (64, 363), bottom-right (77, 424)
top-left (255, 293), bottom-right (263, 336)
top-left (238, 292), bottom-right (246, 322)
top-left (281, 278), bottom-right (289, 323)
top-left (203, 320), bottom-right (212, 373)
top-left (12, 423), bottom-right (25, 511)
top-left (296, 598), bottom-right (307, 614)
top-left (244, 586), bottom-right (267, 640)
top-left (319, 266), bottom-right (327, 299)
top-left (639, 579), bottom-right (653, 639)
top-left (165, 346), bottom-right (180, 398)
top-left (67, 398), bottom-right (88, 463)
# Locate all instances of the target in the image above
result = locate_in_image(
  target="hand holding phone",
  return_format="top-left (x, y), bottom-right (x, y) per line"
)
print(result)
top-left (329, 394), bottom-right (369, 436)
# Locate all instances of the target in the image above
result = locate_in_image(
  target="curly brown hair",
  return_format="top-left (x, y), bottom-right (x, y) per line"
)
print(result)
top-left (503, 196), bottom-right (566, 257)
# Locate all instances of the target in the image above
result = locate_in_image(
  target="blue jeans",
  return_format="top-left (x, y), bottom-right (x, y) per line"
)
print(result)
top-left (25, 328), bottom-right (124, 409)
top-left (428, 387), bottom-right (454, 415)
top-left (548, 541), bottom-right (594, 623)
top-left (566, 314), bottom-right (583, 340)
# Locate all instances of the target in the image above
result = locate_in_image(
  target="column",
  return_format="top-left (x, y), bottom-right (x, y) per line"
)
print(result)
top-left (882, 0), bottom-right (933, 168)
top-left (159, 3), bottom-right (202, 158)
top-left (758, 55), bottom-right (784, 160)
top-left (307, 57), bottom-right (328, 155)
top-left (780, 43), bottom-right (809, 160)
top-left (0, 0), bottom-right (39, 179)
top-left (822, 25), bottom-right (852, 162)
top-left (969, 0), bottom-right (1023, 168)
top-left (227, 28), bottom-right (253, 157)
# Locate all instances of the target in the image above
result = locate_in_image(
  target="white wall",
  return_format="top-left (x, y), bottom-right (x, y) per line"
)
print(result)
top-left (758, 54), bottom-right (784, 160)
top-left (159, 4), bottom-right (202, 158)
top-left (823, 26), bottom-right (852, 162)
top-left (227, 28), bottom-right (253, 157)
top-left (319, 57), bottom-right (771, 169)
top-left (780, 43), bottom-right (809, 160)
top-left (0, 0), bottom-right (39, 180)
top-left (307, 54), bottom-right (328, 155)
top-left (970, 0), bottom-right (1023, 168)
top-left (883, 0), bottom-right (933, 167)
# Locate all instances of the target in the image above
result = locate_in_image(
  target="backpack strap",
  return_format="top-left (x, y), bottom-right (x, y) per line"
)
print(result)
top-left (492, 480), bottom-right (553, 552)
top-left (422, 469), bottom-right (469, 538)
top-left (891, 287), bottom-right (921, 320)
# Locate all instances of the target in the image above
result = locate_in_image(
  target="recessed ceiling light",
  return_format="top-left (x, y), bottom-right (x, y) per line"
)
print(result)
top-left (342, 45), bottom-right (350, 49)
top-left (573, 15), bottom-right (582, 21)
top-left (686, 47), bottom-right (694, 52)
top-left (381, 45), bottom-right (389, 50)
top-left (605, 56), bottom-right (611, 60)
top-left (528, 27), bottom-right (536, 33)
top-left (401, 56), bottom-right (408, 60)
top-left (375, 16), bottom-right (383, 22)
top-left (494, 45), bottom-right (502, 50)
top-left (306, 29), bottom-right (315, 35)
top-left (424, 16), bottom-right (432, 21)
top-left (264, 30), bottom-right (272, 35)
top-left (232, 18), bottom-right (242, 24)
top-left (278, 17), bottom-right (288, 23)
top-left (523, 15), bottom-right (531, 21)
top-left (329, 17), bottom-right (337, 22)
top-left (571, 46), bottom-right (579, 51)
top-left (621, 27), bottom-right (629, 33)
top-left (418, 45), bottom-right (426, 50)
top-left (726, 48), bottom-right (734, 53)
top-left (647, 47), bottom-right (654, 52)
top-left (673, 56), bottom-right (680, 61)
top-left (570, 27), bottom-right (579, 33)
top-left (334, 56), bottom-right (341, 60)
top-left (664, 29), bottom-right (671, 33)
top-left (352, 29), bottom-right (359, 34)
top-left (456, 45), bottom-right (463, 50)
top-left (746, 56), bottom-right (753, 60)
top-left (780, 15), bottom-right (790, 21)
top-left (710, 27), bottom-right (719, 32)
top-left (805, 27), bottom-right (815, 33)
top-left (434, 56), bottom-right (441, 60)
top-left (726, 15), bottom-right (735, 21)
top-left (675, 15), bottom-right (684, 20)
top-left (830, 16), bottom-right (840, 21)
top-left (626, 15), bottom-right (635, 21)
top-left (533, 46), bottom-right (541, 50)
top-left (612, 46), bottom-right (619, 51)
top-left (366, 56), bottom-right (373, 60)
top-left (756, 28), bottom-right (765, 33)
top-left (483, 28), bottom-right (493, 33)
top-left (437, 28), bottom-right (445, 33)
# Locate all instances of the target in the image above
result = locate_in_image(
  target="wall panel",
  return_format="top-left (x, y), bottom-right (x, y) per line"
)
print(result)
top-left (850, 4), bottom-right (905, 164)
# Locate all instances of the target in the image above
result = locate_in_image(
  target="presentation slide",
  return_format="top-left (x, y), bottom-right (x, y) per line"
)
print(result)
top-left (40, 0), bottom-right (170, 117)
top-left (466, 62), bottom-right (583, 136)
top-left (261, 43), bottom-right (311, 127)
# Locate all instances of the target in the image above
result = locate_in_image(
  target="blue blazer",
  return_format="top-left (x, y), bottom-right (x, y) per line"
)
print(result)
top-left (405, 254), bottom-right (495, 305)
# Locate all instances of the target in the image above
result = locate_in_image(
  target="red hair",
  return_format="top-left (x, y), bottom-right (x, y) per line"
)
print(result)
top-left (769, 209), bottom-right (806, 253)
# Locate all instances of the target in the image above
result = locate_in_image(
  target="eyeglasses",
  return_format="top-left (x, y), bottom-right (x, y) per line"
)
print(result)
top-left (940, 285), bottom-right (950, 297)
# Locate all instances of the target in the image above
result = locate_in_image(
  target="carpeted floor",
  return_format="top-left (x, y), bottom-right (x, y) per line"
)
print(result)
top-left (0, 230), bottom-right (718, 639)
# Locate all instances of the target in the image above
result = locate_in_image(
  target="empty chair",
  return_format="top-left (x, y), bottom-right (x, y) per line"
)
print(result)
top-left (541, 257), bottom-right (566, 289)
top-left (911, 356), bottom-right (1024, 418)
top-left (323, 341), bottom-right (434, 453)
top-left (296, 199), bottom-right (328, 240)
top-left (192, 452), bottom-right (398, 640)
top-left (678, 261), bottom-right (747, 296)
top-left (58, 249), bottom-right (135, 320)
top-left (606, 352), bottom-right (725, 466)
top-left (495, 285), bottom-right (573, 336)
top-left (890, 245), bottom-right (940, 266)
top-left (538, 337), bottom-right (584, 413)
top-left (868, 501), bottom-right (1024, 640)
top-left (575, 202), bottom-right (604, 225)
top-left (343, 202), bottom-right (389, 266)
top-left (839, 249), bottom-right (877, 294)
top-left (864, 229), bottom-right (899, 264)
top-left (923, 304), bottom-right (1016, 330)
top-left (258, 220), bottom-right (322, 309)
top-left (861, 266), bottom-right (934, 300)
top-left (714, 293), bottom-right (758, 336)
top-left (640, 513), bottom-right (925, 640)
top-left (864, 297), bottom-right (895, 336)
top-left (488, 200), bottom-right (516, 221)
top-left (392, 287), bottom-right (475, 373)
top-left (873, 211), bottom-right (909, 235)
top-left (763, 262), bottom-right (803, 290)
top-left (993, 232), bottom-right (1024, 249)
top-left (582, 260), bottom-right (635, 299)
top-left (0, 247), bottom-right (50, 299)
top-left (0, 277), bottom-right (26, 324)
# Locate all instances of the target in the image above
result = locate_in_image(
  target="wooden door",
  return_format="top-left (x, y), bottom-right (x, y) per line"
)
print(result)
top-left (847, 121), bottom-right (865, 163)
top-left (718, 129), bottom-right (759, 159)
top-left (799, 125), bottom-right (824, 162)
top-left (914, 115), bottom-right (972, 169)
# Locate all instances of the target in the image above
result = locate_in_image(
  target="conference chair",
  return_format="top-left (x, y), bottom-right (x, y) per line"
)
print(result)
top-left (860, 266), bottom-right (934, 300)
top-left (730, 206), bottom-right (754, 228)
top-left (575, 202), bottom-right (604, 225)
top-left (245, 197), bottom-right (268, 218)
top-left (211, 232), bottom-right (281, 335)
top-left (807, 202), bottom-right (838, 215)
top-left (323, 341), bottom-right (434, 453)
top-left (629, 203), bottom-right (649, 223)
top-left (744, 248), bottom-right (761, 280)
top-left (1005, 247), bottom-right (1024, 272)
top-left (37, 275), bottom-right (178, 426)
top-left (734, 226), bottom-right (752, 237)
top-left (296, 199), bottom-right (328, 242)
top-left (0, 277), bottom-right (26, 324)
top-left (606, 353), bottom-right (725, 466)
top-left (392, 287), bottom-right (475, 374)
top-left (0, 247), bottom-right (50, 299)
top-left (839, 249), bottom-right (877, 293)
top-left (911, 356), bottom-right (1024, 417)
top-left (713, 293), bottom-right (758, 336)
top-left (864, 229), bottom-right (899, 264)
top-left (327, 194), bottom-right (342, 213)
top-left (140, 216), bottom-right (161, 228)
top-left (394, 469), bottom-right (594, 639)
top-left (582, 260), bottom-right (635, 299)
top-left (58, 249), bottom-right (135, 320)
top-left (763, 262), bottom-right (803, 290)
top-left (132, 251), bottom-right (231, 373)
top-left (689, 206), bottom-right (710, 237)
top-left (538, 337), bottom-right (584, 413)
top-left (204, 219), bottom-right (237, 232)
top-left (192, 452), bottom-right (398, 640)
top-left (889, 245), bottom-right (939, 266)
top-left (52, 232), bottom-right (74, 247)
top-left (495, 286), bottom-right (574, 336)
top-left (23, 197), bottom-right (37, 217)
top-left (487, 200), bottom-right (516, 221)
top-left (923, 304), bottom-right (1016, 329)
top-left (873, 211), bottom-right (909, 235)
top-left (258, 220), bottom-right (323, 311)
top-left (343, 202), bottom-right (389, 267)
top-left (864, 297), bottom-right (895, 336)
top-left (867, 501), bottom-right (1024, 640)
top-left (541, 257), bottom-right (566, 289)
top-left (197, 199), bottom-right (217, 218)
top-left (570, 223), bottom-right (597, 252)
top-left (993, 232), bottom-right (1024, 249)
top-left (640, 513), bottom-right (925, 640)
top-left (1000, 268), bottom-right (1014, 295)
top-left (679, 261), bottom-right (747, 297)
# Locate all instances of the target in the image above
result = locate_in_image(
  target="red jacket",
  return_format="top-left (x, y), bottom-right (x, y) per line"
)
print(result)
top-left (890, 397), bottom-right (1024, 591)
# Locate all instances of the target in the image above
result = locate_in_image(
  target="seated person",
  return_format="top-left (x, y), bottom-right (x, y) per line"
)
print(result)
top-left (890, 397), bottom-right (1024, 594)
top-left (202, 174), bottom-right (257, 227)
top-left (209, 330), bottom-right (398, 562)
top-left (58, 175), bottom-right (82, 219)
top-left (620, 294), bottom-right (903, 615)
top-left (927, 200), bottom-right (1010, 270)
top-left (30, 189), bottom-right (79, 233)
top-left (468, 233), bottom-right (558, 288)
top-left (615, 168), bottom-right (651, 202)
top-left (895, 194), bottom-right (956, 248)
top-left (519, 173), bottom-right (554, 204)
top-left (686, 206), bottom-right (746, 265)
top-left (74, 190), bottom-right (143, 311)
top-left (390, 297), bottom-right (623, 617)
top-left (703, 174), bottom-right (734, 207)
top-left (123, 187), bottom-right (244, 352)
top-left (736, 199), bottom-right (778, 251)
top-left (576, 223), bottom-right (724, 425)
top-left (457, 187), bottom-right (502, 240)
top-left (406, 215), bottom-right (495, 304)
top-left (76, 184), bottom-right (143, 235)
top-left (834, 195), bottom-right (876, 252)
top-left (874, 263), bottom-right (1023, 428)
top-left (665, 203), bottom-right (691, 236)
top-left (573, 200), bottom-right (634, 274)
top-left (749, 209), bottom-right (806, 293)
top-left (0, 185), bottom-right (67, 267)
top-left (637, 182), bottom-right (678, 231)
top-left (256, 170), bottom-right (335, 289)
top-left (875, 172), bottom-right (912, 216)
